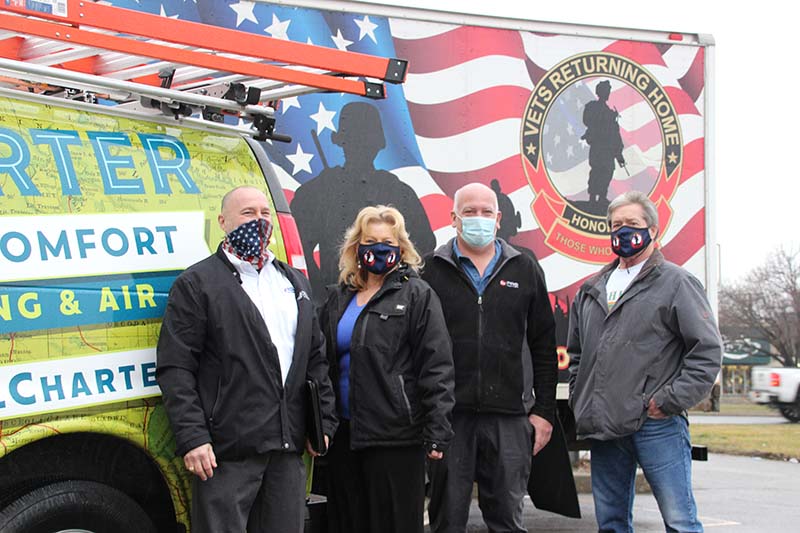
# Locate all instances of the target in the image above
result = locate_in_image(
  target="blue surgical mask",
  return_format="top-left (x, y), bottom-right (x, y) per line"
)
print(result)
top-left (610, 226), bottom-right (652, 258)
top-left (458, 215), bottom-right (496, 248)
top-left (357, 242), bottom-right (401, 275)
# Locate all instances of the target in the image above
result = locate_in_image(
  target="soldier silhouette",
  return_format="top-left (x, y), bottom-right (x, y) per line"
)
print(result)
top-left (491, 179), bottom-right (522, 242)
top-left (581, 80), bottom-right (625, 210)
top-left (291, 102), bottom-right (435, 298)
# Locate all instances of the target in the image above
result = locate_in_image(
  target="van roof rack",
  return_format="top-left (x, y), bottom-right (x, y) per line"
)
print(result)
top-left (0, 0), bottom-right (408, 141)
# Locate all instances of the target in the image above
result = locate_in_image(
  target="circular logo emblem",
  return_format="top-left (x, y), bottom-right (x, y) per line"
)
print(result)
top-left (362, 250), bottom-right (375, 266)
top-left (521, 52), bottom-right (682, 264)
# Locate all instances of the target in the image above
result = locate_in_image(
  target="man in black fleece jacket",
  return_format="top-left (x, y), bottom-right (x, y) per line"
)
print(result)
top-left (422, 183), bottom-right (558, 533)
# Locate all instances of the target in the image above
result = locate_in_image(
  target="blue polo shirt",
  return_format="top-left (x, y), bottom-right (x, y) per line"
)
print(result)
top-left (453, 239), bottom-right (502, 296)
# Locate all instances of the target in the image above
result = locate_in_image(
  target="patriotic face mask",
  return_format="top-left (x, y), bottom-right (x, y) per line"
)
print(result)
top-left (357, 242), bottom-right (401, 275)
top-left (610, 226), bottom-right (651, 258)
top-left (224, 218), bottom-right (273, 269)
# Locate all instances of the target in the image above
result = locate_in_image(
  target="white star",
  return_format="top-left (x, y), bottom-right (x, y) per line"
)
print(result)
top-left (566, 145), bottom-right (574, 158)
top-left (310, 102), bottom-right (337, 134)
top-left (281, 96), bottom-right (301, 114)
top-left (160, 4), bottom-right (179, 19)
top-left (331, 29), bottom-right (353, 51)
top-left (554, 134), bottom-right (561, 146)
top-left (566, 123), bottom-right (574, 136)
top-left (306, 37), bottom-right (314, 45)
top-left (229, 1), bottom-right (258, 28)
top-left (546, 152), bottom-right (553, 165)
top-left (287, 143), bottom-right (314, 175)
top-left (265, 13), bottom-right (291, 40)
top-left (354, 15), bottom-right (378, 43)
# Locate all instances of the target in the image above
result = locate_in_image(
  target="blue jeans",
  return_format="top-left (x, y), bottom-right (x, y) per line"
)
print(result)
top-left (590, 416), bottom-right (702, 533)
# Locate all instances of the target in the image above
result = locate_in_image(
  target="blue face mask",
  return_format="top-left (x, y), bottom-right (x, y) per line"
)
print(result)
top-left (458, 215), bottom-right (496, 248)
top-left (610, 226), bottom-right (652, 258)
top-left (357, 242), bottom-right (401, 275)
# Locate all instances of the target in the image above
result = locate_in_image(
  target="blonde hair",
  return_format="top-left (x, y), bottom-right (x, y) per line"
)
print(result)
top-left (338, 205), bottom-right (423, 290)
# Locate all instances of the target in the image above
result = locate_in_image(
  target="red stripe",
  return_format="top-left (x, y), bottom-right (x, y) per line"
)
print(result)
top-left (428, 156), bottom-right (528, 198)
top-left (407, 86), bottom-right (531, 138)
top-left (282, 189), bottom-right (295, 204)
top-left (678, 48), bottom-right (705, 103)
top-left (621, 119), bottom-right (662, 154)
top-left (661, 209), bottom-right (705, 265)
top-left (603, 41), bottom-right (667, 67)
top-left (420, 194), bottom-right (455, 231)
top-left (665, 86), bottom-right (700, 116)
top-left (507, 228), bottom-right (555, 262)
top-left (393, 25), bottom-right (525, 75)
top-left (680, 138), bottom-right (705, 184)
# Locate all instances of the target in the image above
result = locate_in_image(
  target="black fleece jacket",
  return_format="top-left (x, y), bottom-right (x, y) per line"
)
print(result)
top-left (156, 244), bottom-right (337, 459)
top-left (422, 239), bottom-right (558, 424)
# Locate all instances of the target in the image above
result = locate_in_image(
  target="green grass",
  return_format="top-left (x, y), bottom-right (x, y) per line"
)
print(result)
top-left (689, 424), bottom-right (800, 461)
top-left (689, 394), bottom-right (778, 417)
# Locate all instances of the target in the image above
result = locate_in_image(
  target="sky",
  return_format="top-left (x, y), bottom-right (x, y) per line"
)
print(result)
top-left (353, 0), bottom-right (798, 284)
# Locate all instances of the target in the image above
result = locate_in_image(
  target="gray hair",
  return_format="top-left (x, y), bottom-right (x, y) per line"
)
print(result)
top-left (607, 191), bottom-right (659, 228)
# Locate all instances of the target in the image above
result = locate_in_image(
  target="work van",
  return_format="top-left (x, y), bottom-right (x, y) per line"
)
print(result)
top-left (0, 88), bottom-right (307, 531)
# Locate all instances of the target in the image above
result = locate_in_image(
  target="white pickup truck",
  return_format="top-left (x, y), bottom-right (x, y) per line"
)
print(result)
top-left (749, 367), bottom-right (800, 422)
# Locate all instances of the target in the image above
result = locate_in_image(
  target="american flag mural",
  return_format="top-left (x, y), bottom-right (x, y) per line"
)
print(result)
top-left (113, 0), bottom-right (707, 334)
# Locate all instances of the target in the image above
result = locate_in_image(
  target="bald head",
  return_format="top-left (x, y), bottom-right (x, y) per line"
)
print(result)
top-left (218, 186), bottom-right (271, 234)
top-left (453, 183), bottom-right (498, 214)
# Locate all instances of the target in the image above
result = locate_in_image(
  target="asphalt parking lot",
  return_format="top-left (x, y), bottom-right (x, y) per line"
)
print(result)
top-left (456, 453), bottom-right (800, 532)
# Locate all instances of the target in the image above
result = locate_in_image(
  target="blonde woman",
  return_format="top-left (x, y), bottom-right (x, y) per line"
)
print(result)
top-left (320, 205), bottom-right (454, 533)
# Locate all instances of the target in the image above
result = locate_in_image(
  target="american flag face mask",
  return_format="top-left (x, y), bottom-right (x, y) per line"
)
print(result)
top-left (223, 218), bottom-right (273, 270)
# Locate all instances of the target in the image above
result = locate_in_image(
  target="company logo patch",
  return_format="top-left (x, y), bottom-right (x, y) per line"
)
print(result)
top-left (520, 51), bottom-right (682, 264)
top-left (296, 290), bottom-right (310, 301)
top-left (499, 280), bottom-right (519, 289)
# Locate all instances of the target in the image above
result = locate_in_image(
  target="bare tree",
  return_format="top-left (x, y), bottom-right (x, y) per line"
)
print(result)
top-left (719, 247), bottom-right (800, 368)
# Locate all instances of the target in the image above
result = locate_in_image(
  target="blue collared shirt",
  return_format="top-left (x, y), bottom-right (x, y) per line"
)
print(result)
top-left (453, 239), bottom-right (502, 295)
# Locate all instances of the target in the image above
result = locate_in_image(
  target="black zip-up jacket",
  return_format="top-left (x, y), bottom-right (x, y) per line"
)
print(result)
top-left (422, 239), bottom-right (558, 423)
top-left (321, 267), bottom-right (455, 451)
top-left (156, 244), bottom-right (337, 459)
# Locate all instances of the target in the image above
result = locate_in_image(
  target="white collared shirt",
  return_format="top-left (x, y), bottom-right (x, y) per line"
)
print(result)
top-left (224, 250), bottom-right (298, 385)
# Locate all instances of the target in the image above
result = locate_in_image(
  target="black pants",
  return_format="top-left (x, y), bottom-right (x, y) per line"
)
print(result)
top-left (327, 421), bottom-right (426, 533)
top-left (428, 412), bottom-right (533, 533)
top-left (191, 451), bottom-right (305, 533)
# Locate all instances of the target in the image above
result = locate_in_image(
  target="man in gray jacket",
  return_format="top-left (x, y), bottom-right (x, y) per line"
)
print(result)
top-left (567, 190), bottom-right (721, 533)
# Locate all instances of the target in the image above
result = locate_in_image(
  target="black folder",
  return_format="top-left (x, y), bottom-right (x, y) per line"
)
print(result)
top-left (306, 379), bottom-right (327, 455)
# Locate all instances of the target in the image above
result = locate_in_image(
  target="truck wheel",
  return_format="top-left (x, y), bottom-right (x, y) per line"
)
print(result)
top-left (0, 480), bottom-right (157, 533)
top-left (778, 403), bottom-right (800, 423)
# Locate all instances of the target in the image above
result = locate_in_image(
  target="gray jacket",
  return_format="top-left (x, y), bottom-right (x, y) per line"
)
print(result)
top-left (567, 250), bottom-right (722, 440)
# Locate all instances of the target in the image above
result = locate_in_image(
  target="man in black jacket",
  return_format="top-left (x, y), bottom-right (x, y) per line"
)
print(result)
top-left (156, 186), bottom-right (337, 533)
top-left (422, 182), bottom-right (558, 533)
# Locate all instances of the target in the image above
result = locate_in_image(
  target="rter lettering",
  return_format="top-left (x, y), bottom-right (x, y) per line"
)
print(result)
top-left (0, 128), bottom-right (199, 196)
